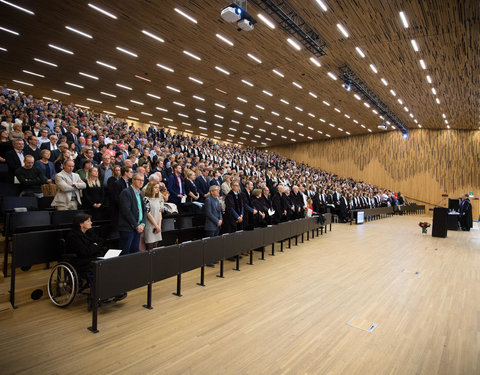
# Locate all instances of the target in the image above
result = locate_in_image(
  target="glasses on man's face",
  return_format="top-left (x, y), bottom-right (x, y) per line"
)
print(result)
top-left (133, 178), bottom-right (144, 182)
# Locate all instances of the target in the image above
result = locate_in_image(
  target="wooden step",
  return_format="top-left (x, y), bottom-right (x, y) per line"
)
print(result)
top-left (0, 301), bottom-right (13, 320)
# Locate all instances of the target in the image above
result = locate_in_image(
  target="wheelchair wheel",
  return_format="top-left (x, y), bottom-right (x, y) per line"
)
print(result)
top-left (48, 262), bottom-right (78, 307)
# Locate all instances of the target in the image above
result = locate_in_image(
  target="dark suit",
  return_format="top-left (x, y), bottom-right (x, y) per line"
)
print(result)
top-left (223, 190), bottom-right (244, 233)
top-left (118, 186), bottom-right (146, 254)
top-left (459, 198), bottom-right (473, 231)
top-left (167, 173), bottom-right (185, 206)
top-left (6, 149), bottom-right (23, 182)
top-left (194, 175), bottom-right (210, 202)
top-left (65, 228), bottom-right (106, 271)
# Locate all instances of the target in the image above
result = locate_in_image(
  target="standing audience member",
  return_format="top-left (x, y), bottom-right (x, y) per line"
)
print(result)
top-left (34, 149), bottom-right (55, 184)
top-left (15, 155), bottom-right (44, 196)
top-left (51, 160), bottom-right (86, 210)
top-left (167, 163), bottom-right (185, 206)
top-left (204, 185), bottom-right (222, 237)
top-left (459, 193), bottom-right (473, 231)
top-left (118, 173), bottom-right (146, 254)
top-left (143, 181), bottom-right (163, 250)
top-left (82, 167), bottom-right (105, 210)
top-left (223, 180), bottom-right (244, 233)
top-left (6, 138), bottom-right (24, 181)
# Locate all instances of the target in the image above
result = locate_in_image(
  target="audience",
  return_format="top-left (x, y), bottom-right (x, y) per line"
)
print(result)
top-left (82, 167), bottom-right (105, 210)
top-left (15, 154), bottom-right (44, 196)
top-left (143, 181), bottom-right (163, 250)
top-left (34, 149), bottom-right (55, 184)
top-left (51, 160), bottom-right (86, 211)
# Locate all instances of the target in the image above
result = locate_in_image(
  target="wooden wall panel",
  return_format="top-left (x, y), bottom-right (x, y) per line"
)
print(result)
top-left (269, 129), bottom-right (480, 217)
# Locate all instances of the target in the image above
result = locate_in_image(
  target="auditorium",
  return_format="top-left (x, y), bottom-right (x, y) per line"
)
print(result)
top-left (0, 0), bottom-right (478, 374)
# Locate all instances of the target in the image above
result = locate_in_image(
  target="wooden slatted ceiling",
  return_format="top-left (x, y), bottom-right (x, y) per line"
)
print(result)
top-left (0, 0), bottom-right (477, 148)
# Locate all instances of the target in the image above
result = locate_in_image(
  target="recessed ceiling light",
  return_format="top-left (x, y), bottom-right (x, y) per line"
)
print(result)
top-left (271, 111), bottom-right (279, 116)
top-left (127, 116), bottom-right (139, 121)
top-left (149, 121), bottom-right (159, 125)
top-left (215, 66), bottom-right (230, 75)
top-left (163, 117), bottom-right (174, 122)
top-left (87, 98), bottom-right (102, 103)
top-left (272, 69), bottom-right (284, 78)
top-left (390, 90), bottom-right (396, 96)
top-left (354, 94), bottom-right (361, 100)
top-left (367, 129), bottom-right (372, 133)
top-left (197, 119), bottom-right (207, 124)
top-left (130, 100), bottom-right (144, 105)
top-left (231, 119), bottom-right (240, 124)
top-left (0, 26), bottom-right (19, 35)
top-left (247, 53), bottom-right (262, 63)
top-left (12, 79), bottom-right (33, 86)
top-left (322, 101), bottom-right (330, 106)
top-left (410, 39), bottom-right (419, 52)
top-left (88, 3), bottom-right (117, 19)
top-left (419, 59), bottom-right (427, 69)
top-left (285, 117), bottom-right (292, 121)
top-left (174, 8), bottom-right (198, 23)
top-left (75, 104), bottom-right (90, 109)
top-left (337, 128), bottom-right (343, 132)
top-left (256, 105), bottom-right (265, 110)
top-left (369, 64), bottom-right (378, 73)
top-left (315, 0), bottom-right (328, 11)
top-left (166, 85), bottom-right (180, 92)
top-left (65, 26), bottom-right (93, 39)
top-left (327, 72), bottom-right (337, 80)
top-left (307, 136), bottom-right (313, 140)
top-left (262, 90), bottom-right (273, 96)
top-left (241, 79), bottom-right (254, 87)
top-left (257, 13), bottom-right (275, 28)
top-left (363, 102), bottom-right (370, 108)
top-left (353, 119), bottom-right (358, 123)
top-left (287, 38), bottom-right (301, 51)
top-left (233, 109), bottom-right (243, 115)
top-left (399, 11), bottom-right (409, 28)
top-left (155, 107), bottom-right (168, 112)
top-left (404, 106), bottom-right (409, 112)
top-left (192, 95), bottom-right (205, 101)
top-left (115, 105), bottom-right (129, 110)
top-left (444, 119), bottom-right (448, 124)
top-left (308, 113), bottom-right (315, 118)
top-left (195, 108), bottom-right (206, 113)
top-left (173, 101), bottom-right (185, 107)
top-left (381, 78), bottom-right (388, 86)
top-left (215, 103), bottom-right (225, 108)
top-left (295, 106), bottom-right (303, 111)
top-left (409, 113), bottom-right (414, 118)
top-left (442, 113), bottom-right (446, 119)
top-left (329, 123), bottom-right (335, 127)
top-left (344, 114), bottom-right (350, 118)
top-left (52, 89), bottom-right (70, 95)
top-left (435, 98), bottom-right (440, 104)
top-left (372, 109), bottom-right (378, 114)
top-left (65, 81), bottom-right (84, 88)
top-left (22, 70), bottom-right (44, 78)
top-left (337, 24), bottom-right (349, 38)
top-left (292, 81), bottom-right (303, 89)
top-left (250, 116), bottom-right (258, 120)
top-left (116, 46), bottom-right (137, 57)
top-left (182, 122), bottom-right (191, 126)
top-left (334, 107), bottom-right (341, 113)
top-left (103, 110), bottom-right (116, 115)
top-left (309, 91), bottom-right (318, 98)
top-left (309, 57), bottom-right (321, 67)
top-left (116, 83), bottom-right (133, 90)
top-left (431, 87), bottom-right (437, 95)
top-left (277, 125), bottom-right (284, 129)
top-left (141, 112), bottom-right (153, 116)
top-left (280, 99), bottom-right (289, 104)
top-left (237, 97), bottom-right (248, 103)
top-left (355, 47), bottom-right (365, 58)
top-left (188, 76), bottom-right (203, 84)
top-left (96, 60), bottom-right (117, 70)
top-left (215, 114), bottom-right (224, 119)
top-left (100, 91), bottom-right (116, 97)
top-left (79, 72), bottom-right (99, 80)
top-left (135, 75), bottom-right (151, 82)
top-left (246, 124), bottom-right (254, 128)
top-left (426, 75), bottom-right (432, 83)
top-left (216, 33), bottom-right (234, 46)
top-left (141, 30), bottom-right (164, 43)
top-left (297, 121), bottom-right (304, 126)
top-left (34, 57), bottom-right (57, 67)
top-left (216, 88), bottom-right (227, 94)
top-left (48, 44), bottom-right (74, 55)
top-left (183, 50), bottom-right (201, 60)
top-left (397, 98), bottom-right (403, 104)
top-left (0, 0), bottom-right (34, 14)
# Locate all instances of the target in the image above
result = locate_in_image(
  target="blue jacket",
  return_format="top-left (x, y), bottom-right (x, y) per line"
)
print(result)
top-left (167, 173), bottom-right (185, 205)
top-left (117, 186), bottom-right (146, 232)
top-left (204, 196), bottom-right (222, 231)
top-left (34, 160), bottom-right (56, 181)
top-left (194, 175), bottom-right (210, 202)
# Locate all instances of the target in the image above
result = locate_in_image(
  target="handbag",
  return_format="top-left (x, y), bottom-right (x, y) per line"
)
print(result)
top-left (41, 184), bottom-right (57, 197)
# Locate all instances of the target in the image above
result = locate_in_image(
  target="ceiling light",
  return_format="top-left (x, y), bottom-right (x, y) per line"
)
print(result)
top-left (48, 44), bottom-right (74, 55)
top-left (381, 78), bottom-right (388, 86)
top-left (344, 114), bottom-right (350, 118)
top-left (367, 129), bottom-right (372, 133)
top-left (197, 119), bottom-right (207, 123)
top-left (272, 69), bottom-right (284, 78)
top-left (247, 53), bottom-right (262, 63)
top-left (256, 105), bottom-right (265, 110)
top-left (79, 72), bottom-right (99, 80)
top-left (195, 108), bottom-right (206, 113)
top-left (100, 91), bottom-right (116, 97)
top-left (135, 75), bottom-right (151, 82)
top-left (315, 0), bottom-right (328, 11)
top-left (174, 8), bottom-right (197, 23)
top-left (88, 3), bottom-right (117, 19)
top-left (75, 104), bottom-right (90, 109)
top-left (372, 109), bottom-right (378, 114)
top-left (250, 116), bottom-right (258, 120)
top-left (216, 33), bottom-right (234, 46)
top-left (327, 72), bottom-right (337, 80)
top-left (352, 94), bottom-right (361, 100)
top-left (166, 85), bottom-right (180, 92)
top-left (237, 97), bottom-right (248, 103)
top-left (390, 90), bottom-right (396, 96)
top-left (141, 112), bottom-right (153, 116)
top-left (0, 26), bottom-right (19, 35)
top-left (369, 64), bottom-right (378, 73)
top-left (246, 124), bottom-right (254, 128)
top-left (192, 95), bottom-right (204, 101)
top-left (410, 39), bottom-right (419, 51)
top-left (116, 46), bottom-right (137, 57)
top-left (419, 59), bottom-right (427, 69)
top-left (96, 60), bottom-right (117, 70)
top-left (404, 106), bottom-right (409, 112)
top-left (188, 76), bottom-right (203, 84)
top-left (257, 13), bottom-right (275, 28)
top-left (241, 79), bottom-right (254, 87)
top-left (271, 111), bottom-right (279, 116)
top-left (141, 30), bottom-right (164, 43)
top-left (215, 103), bottom-right (225, 108)
top-left (292, 81), bottom-right (303, 89)
top-left (442, 113), bottom-right (446, 119)
top-left (280, 99), bottom-right (289, 104)
top-left (322, 101), bottom-right (330, 106)
top-left (329, 123), bottom-right (335, 127)
top-left (337, 24), bottom-right (349, 38)
top-left (87, 98), bottom-right (102, 103)
top-left (334, 107), bottom-right (341, 113)
top-left (307, 136), bottom-right (313, 140)
top-left (150, 121), bottom-right (159, 125)
top-left (12, 79), bottom-right (33, 86)
top-left (436, 98), bottom-right (440, 104)
top-left (397, 98), bottom-right (403, 104)
top-left (214, 130), bottom-right (222, 134)
top-left (409, 113), bottom-right (414, 118)
top-left (295, 106), bottom-right (303, 111)
top-left (115, 105), bottom-right (129, 110)
top-left (363, 102), bottom-right (370, 108)
top-left (297, 121), bottom-right (304, 126)
top-left (444, 120), bottom-right (448, 124)
top-left (277, 125), bottom-right (284, 129)
top-left (309, 92), bottom-right (318, 98)
top-left (215, 66), bottom-right (230, 75)
top-left (65, 26), bottom-right (93, 39)
top-left (34, 58), bottom-right (57, 67)
top-left (233, 110), bottom-right (243, 115)
top-left (216, 88), bottom-right (227, 94)
top-left (308, 113), bottom-right (315, 118)
top-left (353, 119), bottom-right (358, 123)
top-left (130, 100), bottom-right (144, 105)
top-left (262, 90), bottom-right (273, 96)
top-left (431, 87), bottom-right (437, 95)
top-left (22, 70), bottom-right (44, 78)
top-left (116, 83), bottom-right (132, 90)
top-left (287, 38), bottom-right (301, 51)
top-left (65, 81), bottom-right (83, 88)
top-left (156, 107), bottom-right (168, 112)
top-left (0, 0), bottom-right (34, 14)
top-left (163, 117), bottom-right (174, 122)
top-left (127, 116), bottom-right (139, 121)
top-left (326, 134), bottom-right (331, 137)
top-left (355, 47), bottom-right (365, 58)
top-left (52, 89), bottom-right (70, 95)
top-left (182, 122), bottom-right (191, 126)
top-left (231, 119), bottom-right (240, 124)
top-left (399, 11), bottom-right (409, 28)
top-left (183, 50), bottom-right (201, 60)
top-left (103, 110), bottom-right (116, 115)
top-left (172, 101), bottom-right (184, 107)
top-left (426, 75), bottom-right (432, 83)
top-left (309, 57), bottom-right (321, 67)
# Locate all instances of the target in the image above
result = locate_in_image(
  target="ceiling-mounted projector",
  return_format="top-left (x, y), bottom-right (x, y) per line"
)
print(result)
top-left (238, 18), bottom-right (254, 31)
top-left (221, 2), bottom-right (257, 31)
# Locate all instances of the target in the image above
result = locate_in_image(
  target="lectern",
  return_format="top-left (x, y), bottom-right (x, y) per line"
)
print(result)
top-left (432, 207), bottom-right (448, 238)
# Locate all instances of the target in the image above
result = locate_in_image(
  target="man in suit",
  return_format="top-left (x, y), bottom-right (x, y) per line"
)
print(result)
top-left (459, 194), bottom-right (473, 231)
top-left (51, 159), bottom-right (86, 210)
top-left (118, 173), bottom-right (146, 254)
top-left (223, 180), bottom-right (244, 233)
top-left (40, 134), bottom-right (59, 152)
top-left (195, 168), bottom-right (210, 203)
top-left (271, 185), bottom-right (285, 224)
top-left (167, 163), bottom-right (185, 206)
top-left (23, 135), bottom-right (41, 161)
top-left (204, 185), bottom-right (222, 237)
top-left (241, 180), bottom-right (256, 230)
top-left (110, 166), bottom-right (133, 210)
top-left (6, 138), bottom-right (25, 182)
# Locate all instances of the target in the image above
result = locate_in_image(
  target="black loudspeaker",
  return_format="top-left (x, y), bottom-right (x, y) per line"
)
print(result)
top-left (448, 198), bottom-right (460, 211)
top-left (432, 207), bottom-right (448, 238)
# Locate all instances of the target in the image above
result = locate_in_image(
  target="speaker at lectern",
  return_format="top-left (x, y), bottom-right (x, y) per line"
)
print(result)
top-left (432, 207), bottom-right (448, 238)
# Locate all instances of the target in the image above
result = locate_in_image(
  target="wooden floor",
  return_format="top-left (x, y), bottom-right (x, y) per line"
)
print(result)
top-left (0, 215), bottom-right (479, 375)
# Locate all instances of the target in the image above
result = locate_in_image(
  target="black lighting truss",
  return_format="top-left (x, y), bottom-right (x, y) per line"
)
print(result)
top-left (251, 0), bottom-right (327, 56)
top-left (339, 65), bottom-right (409, 134)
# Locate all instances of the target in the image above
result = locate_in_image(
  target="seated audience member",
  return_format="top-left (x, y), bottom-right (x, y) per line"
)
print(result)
top-left (118, 173), bottom-right (146, 254)
top-left (15, 155), bottom-right (44, 196)
top-left (34, 149), bottom-right (55, 184)
top-left (65, 213), bottom-right (106, 272)
top-left (51, 159), bottom-right (86, 210)
top-left (83, 167), bottom-right (105, 210)
top-left (77, 159), bottom-right (92, 183)
top-left (143, 181), bottom-right (163, 250)
top-left (167, 163), bottom-right (185, 206)
top-left (204, 185), bottom-right (222, 237)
